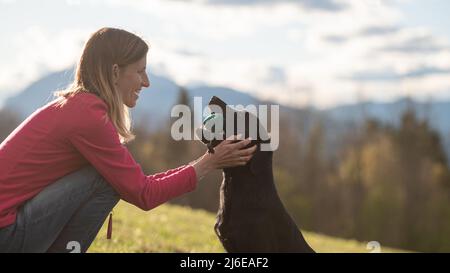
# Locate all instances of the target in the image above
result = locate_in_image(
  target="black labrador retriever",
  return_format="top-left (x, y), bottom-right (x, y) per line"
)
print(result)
top-left (197, 96), bottom-right (315, 253)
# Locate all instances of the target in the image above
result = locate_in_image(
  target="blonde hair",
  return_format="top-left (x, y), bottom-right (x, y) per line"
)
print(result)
top-left (54, 27), bottom-right (149, 144)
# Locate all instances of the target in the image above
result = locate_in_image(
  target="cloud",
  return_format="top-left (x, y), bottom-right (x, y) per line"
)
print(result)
top-left (0, 0), bottom-right (16, 4)
top-left (104, 0), bottom-right (304, 42)
top-left (0, 26), bottom-right (88, 97)
top-left (358, 25), bottom-right (400, 36)
top-left (349, 66), bottom-right (450, 82)
top-left (381, 34), bottom-right (450, 54)
top-left (204, 0), bottom-right (347, 11)
top-left (175, 48), bottom-right (204, 57)
top-left (355, 75), bottom-right (450, 103)
top-left (322, 24), bottom-right (400, 45)
top-left (263, 66), bottom-right (287, 84)
top-left (1, 0), bottom-right (450, 109)
top-left (404, 67), bottom-right (450, 78)
top-left (323, 35), bottom-right (348, 44)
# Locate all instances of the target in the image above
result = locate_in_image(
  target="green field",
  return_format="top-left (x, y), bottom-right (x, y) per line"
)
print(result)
top-left (89, 201), bottom-right (408, 253)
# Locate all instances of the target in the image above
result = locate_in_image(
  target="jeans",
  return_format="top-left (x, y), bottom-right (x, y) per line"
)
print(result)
top-left (0, 165), bottom-right (120, 253)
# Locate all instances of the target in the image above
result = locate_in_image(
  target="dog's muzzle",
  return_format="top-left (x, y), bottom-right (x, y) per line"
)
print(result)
top-left (202, 112), bottom-right (224, 154)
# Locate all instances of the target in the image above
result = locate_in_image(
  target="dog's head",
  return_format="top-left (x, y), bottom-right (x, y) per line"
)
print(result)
top-left (196, 96), bottom-right (272, 174)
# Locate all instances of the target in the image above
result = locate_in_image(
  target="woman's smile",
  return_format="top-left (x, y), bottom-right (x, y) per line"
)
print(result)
top-left (133, 90), bottom-right (140, 99)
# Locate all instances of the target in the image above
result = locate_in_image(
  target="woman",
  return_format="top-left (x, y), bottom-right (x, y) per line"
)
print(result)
top-left (0, 27), bottom-right (256, 253)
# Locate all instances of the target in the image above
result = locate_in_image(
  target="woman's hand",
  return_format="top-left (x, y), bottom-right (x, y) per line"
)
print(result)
top-left (208, 136), bottom-right (257, 169)
top-left (190, 135), bottom-right (257, 181)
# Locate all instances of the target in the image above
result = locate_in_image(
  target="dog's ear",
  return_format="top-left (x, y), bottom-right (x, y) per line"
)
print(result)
top-left (209, 96), bottom-right (227, 112)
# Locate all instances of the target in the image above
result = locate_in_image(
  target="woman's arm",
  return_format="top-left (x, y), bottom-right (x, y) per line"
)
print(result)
top-left (151, 165), bottom-right (187, 179)
top-left (66, 97), bottom-right (256, 210)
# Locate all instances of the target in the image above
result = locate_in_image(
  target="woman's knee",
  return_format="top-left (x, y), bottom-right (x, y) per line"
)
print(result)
top-left (79, 165), bottom-right (121, 203)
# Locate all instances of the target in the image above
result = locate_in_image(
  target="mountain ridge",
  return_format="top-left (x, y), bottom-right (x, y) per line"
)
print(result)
top-left (2, 68), bottom-right (450, 160)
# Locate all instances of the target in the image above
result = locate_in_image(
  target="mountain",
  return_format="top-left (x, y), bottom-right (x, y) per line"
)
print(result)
top-left (2, 68), bottom-right (450, 161)
top-left (325, 99), bottom-right (450, 160)
top-left (2, 68), bottom-right (262, 131)
top-left (3, 69), bottom-right (75, 119)
top-left (326, 99), bottom-right (450, 135)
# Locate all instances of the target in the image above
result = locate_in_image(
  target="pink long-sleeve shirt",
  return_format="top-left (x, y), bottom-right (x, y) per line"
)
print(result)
top-left (0, 92), bottom-right (197, 228)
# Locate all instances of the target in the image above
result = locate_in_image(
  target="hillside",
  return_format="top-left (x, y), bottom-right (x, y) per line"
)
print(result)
top-left (89, 201), bottom-right (407, 253)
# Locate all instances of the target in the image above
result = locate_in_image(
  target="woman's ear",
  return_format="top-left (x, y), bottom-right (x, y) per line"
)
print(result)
top-left (112, 64), bottom-right (120, 85)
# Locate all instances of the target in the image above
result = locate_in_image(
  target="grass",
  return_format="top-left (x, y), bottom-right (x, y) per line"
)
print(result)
top-left (89, 201), bottom-right (408, 253)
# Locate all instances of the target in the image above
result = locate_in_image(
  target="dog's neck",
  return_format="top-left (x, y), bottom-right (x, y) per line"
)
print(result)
top-left (223, 150), bottom-right (274, 184)
top-left (220, 150), bottom-right (279, 209)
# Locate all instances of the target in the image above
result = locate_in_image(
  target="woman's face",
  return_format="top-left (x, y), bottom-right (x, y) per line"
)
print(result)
top-left (114, 55), bottom-right (150, 108)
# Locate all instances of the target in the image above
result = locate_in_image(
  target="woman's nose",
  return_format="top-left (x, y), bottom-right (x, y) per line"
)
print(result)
top-left (142, 74), bottom-right (150, 88)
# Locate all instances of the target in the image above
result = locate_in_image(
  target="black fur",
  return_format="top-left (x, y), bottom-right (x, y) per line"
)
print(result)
top-left (198, 96), bottom-right (315, 253)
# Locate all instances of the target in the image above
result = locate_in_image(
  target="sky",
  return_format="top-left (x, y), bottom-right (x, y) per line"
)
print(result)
top-left (0, 0), bottom-right (449, 109)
